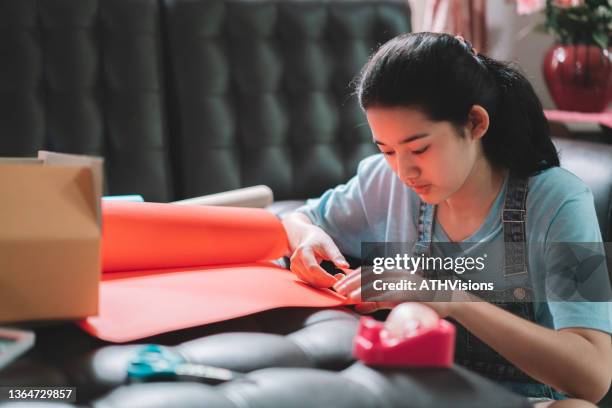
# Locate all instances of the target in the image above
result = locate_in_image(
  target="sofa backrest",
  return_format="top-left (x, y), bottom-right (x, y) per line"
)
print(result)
top-left (553, 137), bottom-right (612, 241)
top-left (162, 0), bottom-right (412, 200)
top-left (0, 0), bottom-right (411, 202)
top-left (0, 0), bottom-right (173, 201)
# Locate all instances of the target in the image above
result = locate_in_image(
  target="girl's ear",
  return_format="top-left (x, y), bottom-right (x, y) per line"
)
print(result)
top-left (466, 105), bottom-right (490, 141)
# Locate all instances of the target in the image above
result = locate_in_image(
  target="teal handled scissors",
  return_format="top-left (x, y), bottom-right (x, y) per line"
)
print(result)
top-left (127, 344), bottom-right (243, 384)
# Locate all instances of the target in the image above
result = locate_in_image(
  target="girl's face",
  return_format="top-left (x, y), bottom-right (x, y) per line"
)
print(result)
top-left (366, 106), bottom-right (484, 204)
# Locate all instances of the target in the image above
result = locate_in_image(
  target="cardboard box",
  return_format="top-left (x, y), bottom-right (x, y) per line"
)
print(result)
top-left (0, 151), bottom-right (103, 323)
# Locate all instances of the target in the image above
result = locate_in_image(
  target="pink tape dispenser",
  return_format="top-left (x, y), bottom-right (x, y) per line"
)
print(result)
top-left (353, 303), bottom-right (455, 368)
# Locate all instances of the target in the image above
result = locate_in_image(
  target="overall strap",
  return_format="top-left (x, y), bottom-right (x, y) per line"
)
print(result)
top-left (415, 200), bottom-right (435, 256)
top-left (502, 175), bottom-right (529, 278)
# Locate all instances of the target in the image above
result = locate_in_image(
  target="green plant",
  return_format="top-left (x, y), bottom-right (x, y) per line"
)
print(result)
top-left (544, 0), bottom-right (612, 48)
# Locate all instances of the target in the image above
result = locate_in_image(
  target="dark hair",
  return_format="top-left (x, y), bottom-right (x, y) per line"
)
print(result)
top-left (357, 32), bottom-right (559, 178)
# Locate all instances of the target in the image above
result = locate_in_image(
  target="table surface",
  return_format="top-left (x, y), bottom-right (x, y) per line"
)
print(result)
top-left (0, 309), bottom-right (530, 408)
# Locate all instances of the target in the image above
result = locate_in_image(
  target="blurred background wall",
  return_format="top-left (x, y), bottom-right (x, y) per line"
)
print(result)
top-left (408, 0), bottom-right (608, 133)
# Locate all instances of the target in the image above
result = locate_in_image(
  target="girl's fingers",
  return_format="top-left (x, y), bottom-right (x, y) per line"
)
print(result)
top-left (319, 241), bottom-right (349, 269)
top-left (348, 287), bottom-right (362, 302)
top-left (290, 251), bottom-right (317, 283)
top-left (290, 256), bottom-right (309, 283)
top-left (344, 267), bottom-right (361, 279)
top-left (299, 246), bottom-right (337, 288)
top-left (333, 269), bottom-right (361, 295)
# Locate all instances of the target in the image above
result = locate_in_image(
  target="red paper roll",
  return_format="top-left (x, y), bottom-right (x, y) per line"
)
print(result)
top-left (102, 201), bottom-right (289, 272)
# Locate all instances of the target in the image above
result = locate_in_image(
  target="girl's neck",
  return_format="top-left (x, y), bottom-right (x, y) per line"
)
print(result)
top-left (440, 157), bottom-right (506, 219)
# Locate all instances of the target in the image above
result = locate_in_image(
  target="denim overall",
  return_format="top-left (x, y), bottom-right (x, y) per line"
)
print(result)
top-left (414, 175), bottom-right (566, 400)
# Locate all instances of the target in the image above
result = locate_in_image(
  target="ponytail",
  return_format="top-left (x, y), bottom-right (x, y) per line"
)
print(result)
top-left (477, 55), bottom-right (559, 178)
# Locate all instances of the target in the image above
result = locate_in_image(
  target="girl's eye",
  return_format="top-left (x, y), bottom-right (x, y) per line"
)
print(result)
top-left (382, 151), bottom-right (395, 156)
top-left (412, 146), bottom-right (429, 155)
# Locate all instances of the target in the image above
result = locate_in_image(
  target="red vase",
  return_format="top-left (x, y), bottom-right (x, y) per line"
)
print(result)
top-left (542, 43), bottom-right (612, 112)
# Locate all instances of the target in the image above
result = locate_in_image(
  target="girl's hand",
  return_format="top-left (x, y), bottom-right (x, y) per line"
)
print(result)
top-left (282, 213), bottom-right (349, 288)
top-left (333, 267), bottom-right (412, 313)
top-left (333, 267), bottom-right (457, 316)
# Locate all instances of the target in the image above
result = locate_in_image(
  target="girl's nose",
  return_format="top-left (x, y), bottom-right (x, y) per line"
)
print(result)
top-left (397, 154), bottom-right (420, 182)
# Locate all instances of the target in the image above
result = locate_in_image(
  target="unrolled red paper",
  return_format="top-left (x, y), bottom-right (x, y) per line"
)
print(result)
top-left (80, 263), bottom-right (347, 342)
top-left (79, 201), bottom-right (350, 342)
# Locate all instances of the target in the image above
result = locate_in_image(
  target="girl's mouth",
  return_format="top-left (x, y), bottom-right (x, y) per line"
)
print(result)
top-left (412, 184), bottom-right (431, 194)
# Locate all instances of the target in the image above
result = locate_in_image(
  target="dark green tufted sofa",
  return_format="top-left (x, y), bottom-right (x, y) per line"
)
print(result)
top-left (0, 0), bottom-right (410, 203)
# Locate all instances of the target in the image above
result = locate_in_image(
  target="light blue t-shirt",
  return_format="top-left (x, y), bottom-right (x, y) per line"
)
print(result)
top-left (296, 154), bottom-right (612, 334)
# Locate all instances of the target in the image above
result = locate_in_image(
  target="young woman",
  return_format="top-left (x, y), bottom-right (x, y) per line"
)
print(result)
top-left (282, 32), bottom-right (611, 404)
